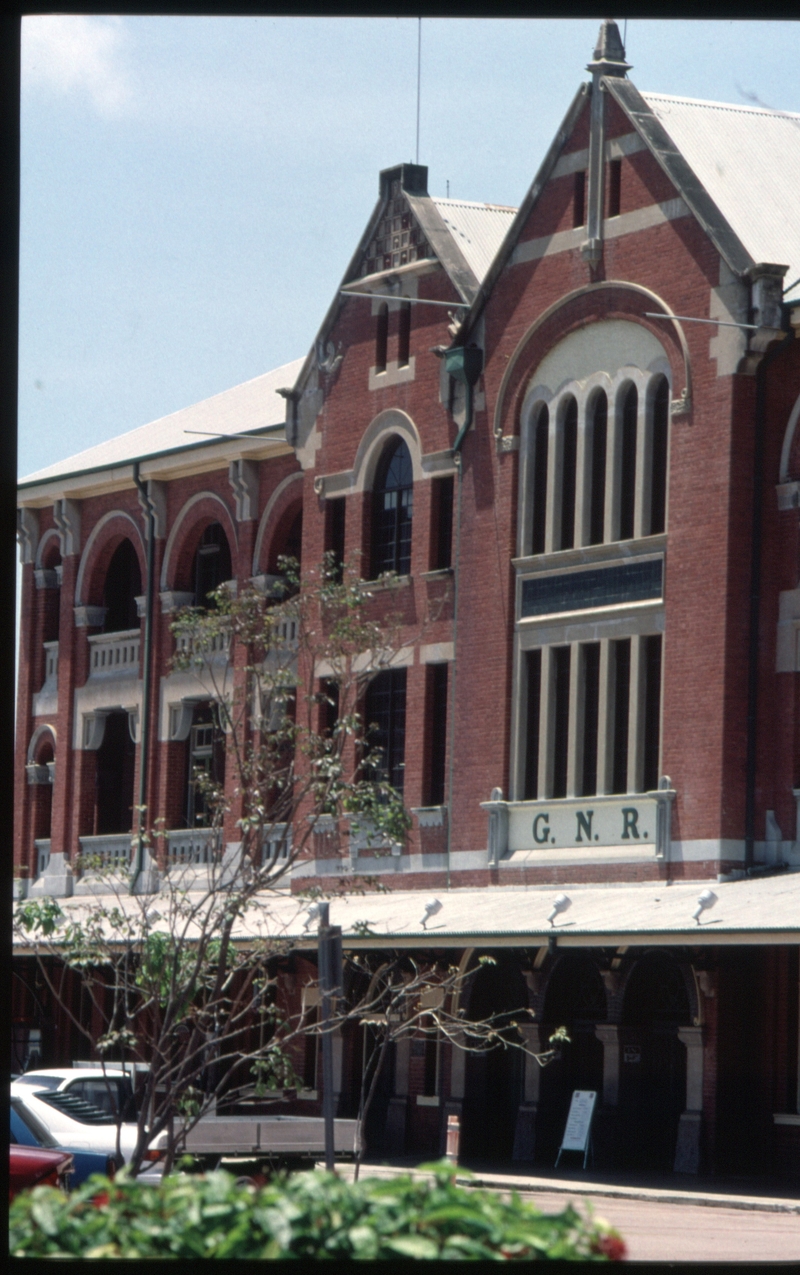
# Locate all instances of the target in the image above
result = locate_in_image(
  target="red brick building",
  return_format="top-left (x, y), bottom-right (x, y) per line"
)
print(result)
top-left (15, 23), bottom-right (800, 1181)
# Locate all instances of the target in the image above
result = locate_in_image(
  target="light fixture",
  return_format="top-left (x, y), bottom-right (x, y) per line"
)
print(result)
top-left (420, 899), bottom-right (443, 929)
top-left (692, 889), bottom-right (718, 925)
top-left (547, 894), bottom-right (572, 927)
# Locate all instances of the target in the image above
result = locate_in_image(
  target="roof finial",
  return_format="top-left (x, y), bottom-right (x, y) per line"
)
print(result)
top-left (587, 19), bottom-right (631, 79)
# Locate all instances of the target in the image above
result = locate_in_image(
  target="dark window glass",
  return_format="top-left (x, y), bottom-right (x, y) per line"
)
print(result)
top-left (573, 170), bottom-right (586, 228)
top-left (581, 642), bottom-right (600, 797)
top-left (320, 678), bottom-right (339, 737)
top-left (103, 540), bottom-right (141, 633)
top-left (430, 476), bottom-right (453, 571)
top-left (552, 646), bottom-right (571, 799)
top-left (398, 301), bottom-right (411, 367)
top-left (612, 638), bottom-right (631, 794)
top-left (325, 498), bottom-right (346, 582)
top-left (650, 377), bottom-right (669, 535)
top-left (560, 397), bottom-right (578, 550)
top-left (619, 384), bottom-right (638, 541)
top-left (194, 522), bottom-right (232, 607)
top-left (426, 663), bottom-right (448, 806)
top-left (524, 649), bottom-right (542, 800)
top-left (531, 405), bottom-right (549, 555)
top-left (589, 392), bottom-right (607, 545)
top-left (372, 438), bottom-right (413, 577)
top-left (186, 703), bottom-right (225, 827)
top-left (95, 710), bottom-right (136, 835)
top-left (608, 158), bottom-right (622, 217)
top-left (423, 1025), bottom-right (438, 1096)
top-left (363, 667), bottom-right (407, 794)
top-left (375, 303), bottom-right (388, 372)
top-left (642, 634), bottom-right (662, 791)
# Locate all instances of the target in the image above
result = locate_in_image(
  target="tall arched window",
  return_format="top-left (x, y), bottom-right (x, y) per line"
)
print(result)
top-left (371, 437), bottom-right (413, 577)
top-left (194, 522), bottom-right (232, 607)
top-left (588, 391), bottom-right (607, 546)
top-left (559, 396), bottom-right (578, 550)
top-left (619, 383), bottom-right (638, 541)
top-left (531, 404), bottom-right (549, 555)
top-left (103, 540), bottom-right (141, 633)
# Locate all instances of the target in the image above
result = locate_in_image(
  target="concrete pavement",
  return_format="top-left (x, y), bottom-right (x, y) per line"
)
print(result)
top-left (328, 1160), bottom-right (800, 1263)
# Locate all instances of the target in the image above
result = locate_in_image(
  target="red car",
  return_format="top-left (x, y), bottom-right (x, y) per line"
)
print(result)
top-left (9, 1144), bottom-right (74, 1200)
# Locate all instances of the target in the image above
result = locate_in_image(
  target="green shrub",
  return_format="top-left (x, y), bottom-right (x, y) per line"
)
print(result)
top-left (9, 1161), bottom-right (626, 1260)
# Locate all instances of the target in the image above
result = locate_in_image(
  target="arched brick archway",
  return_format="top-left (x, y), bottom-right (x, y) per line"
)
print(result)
top-left (535, 951), bottom-right (607, 1167)
top-left (75, 512), bottom-right (145, 610)
top-left (460, 951), bottom-right (529, 1163)
top-left (160, 493), bottom-right (238, 593)
top-left (252, 472), bottom-right (304, 579)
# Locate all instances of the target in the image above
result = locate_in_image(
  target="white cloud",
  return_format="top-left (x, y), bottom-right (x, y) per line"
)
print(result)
top-left (22, 15), bottom-right (132, 116)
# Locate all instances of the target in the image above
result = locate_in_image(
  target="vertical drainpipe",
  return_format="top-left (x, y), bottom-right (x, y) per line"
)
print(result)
top-left (441, 345), bottom-right (483, 890)
top-left (744, 327), bottom-right (793, 872)
top-left (131, 463), bottom-right (156, 894)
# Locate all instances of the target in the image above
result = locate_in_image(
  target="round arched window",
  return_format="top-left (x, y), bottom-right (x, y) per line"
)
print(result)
top-left (371, 438), bottom-right (413, 577)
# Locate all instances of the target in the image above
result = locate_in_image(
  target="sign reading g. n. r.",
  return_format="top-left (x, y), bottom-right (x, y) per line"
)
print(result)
top-left (506, 792), bottom-right (670, 856)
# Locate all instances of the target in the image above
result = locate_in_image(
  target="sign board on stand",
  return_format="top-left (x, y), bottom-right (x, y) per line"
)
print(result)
top-left (556, 1090), bottom-right (597, 1169)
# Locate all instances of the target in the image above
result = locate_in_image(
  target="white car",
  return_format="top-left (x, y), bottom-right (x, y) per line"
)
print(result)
top-left (10, 1070), bottom-right (163, 1179)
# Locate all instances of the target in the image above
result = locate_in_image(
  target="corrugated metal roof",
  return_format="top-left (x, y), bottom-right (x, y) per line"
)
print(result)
top-left (21, 871), bottom-right (800, 949)
top-left (19, 358), bottom-right (304, 488)
top-left (642, 92), bottom-right (800, 289)
top-left (432, 198), bottom-right (517, 285)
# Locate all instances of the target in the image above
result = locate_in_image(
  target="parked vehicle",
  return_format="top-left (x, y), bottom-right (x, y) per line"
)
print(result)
top-left (9, 1144), bottom-right (73, 1200)
top-left (12, 1068), bottom-right (137, 1119)
top-left (10, 1077), bottom-right (162, 1181)
top-left (11, 1097), bottom-right (119, 1187)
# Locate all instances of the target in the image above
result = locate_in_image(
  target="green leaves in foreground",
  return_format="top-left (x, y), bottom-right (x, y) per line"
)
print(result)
top-left (9, 1162), bottom-right (625, 1260)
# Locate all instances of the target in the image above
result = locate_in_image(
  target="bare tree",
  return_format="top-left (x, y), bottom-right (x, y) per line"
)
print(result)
top-left (14, 558), bottom-right (421, 1176)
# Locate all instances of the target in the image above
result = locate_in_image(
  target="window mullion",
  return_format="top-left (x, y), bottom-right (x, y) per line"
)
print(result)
top-left (634, 382), bottom-right (651, 540)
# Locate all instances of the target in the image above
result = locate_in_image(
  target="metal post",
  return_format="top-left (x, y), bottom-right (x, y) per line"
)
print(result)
top-left (317, 902), bottom-right (342, 1172)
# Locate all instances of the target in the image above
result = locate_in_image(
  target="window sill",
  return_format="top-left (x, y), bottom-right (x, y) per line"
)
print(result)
top-left (416, 1095), bottom-right (440, 1107)
top-left (420, 568), bottom-right (454, 582)
top-left (365, 574), bottom-right (412, 592)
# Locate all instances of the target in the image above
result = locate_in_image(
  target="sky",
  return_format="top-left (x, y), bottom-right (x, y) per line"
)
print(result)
top-left (18, 15), bottom-right (800, 481)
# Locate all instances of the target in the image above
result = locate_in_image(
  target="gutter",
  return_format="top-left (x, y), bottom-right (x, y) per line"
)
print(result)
top-left (744, 324), bottom-right (794, 871)
top-left (130, 464), bottom-right (157, 894)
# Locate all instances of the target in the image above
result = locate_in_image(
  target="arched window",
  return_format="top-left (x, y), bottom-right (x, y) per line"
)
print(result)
top-left (103, 540), bottom-right (141, 633)
top-left (363, 668), bottom-right (407, 794)
top-left (371, 437), bottom-right (413, 577)
top-left (619, 383), bottom-right (638, 541)
top-left (531, 404), bottom-right (549, 555)
top-left (398, 301), bottom-right (411, 368)
top-left (588, 391), bottom-right (607, 546)
top-left (559, 396), bottom-right (578, 551)
top-left (95, 710), bottom-right (136, 835)
top-left (193, 522), bottom-right (232, 607)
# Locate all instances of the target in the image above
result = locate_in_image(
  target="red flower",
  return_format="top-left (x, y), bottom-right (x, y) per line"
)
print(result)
top-left (92, 1191), bottom-right (111, 1208)
top-left (590, 1231), bottom-right (627, 1261)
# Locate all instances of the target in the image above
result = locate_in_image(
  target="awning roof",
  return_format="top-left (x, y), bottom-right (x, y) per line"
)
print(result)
top-left (15, 871), bottom-right (800, 953)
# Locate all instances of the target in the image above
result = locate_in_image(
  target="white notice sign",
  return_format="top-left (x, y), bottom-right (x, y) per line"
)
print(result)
top-left (560, 1090), bottom-right (597, 1152)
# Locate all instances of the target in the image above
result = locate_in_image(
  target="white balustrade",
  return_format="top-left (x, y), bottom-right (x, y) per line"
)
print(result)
top-left (167, 828), bottom-right (220, 866)
top-left (78, 834), bottom-right (132, 870)
top-left (87, 629), bottom-right (141, 676)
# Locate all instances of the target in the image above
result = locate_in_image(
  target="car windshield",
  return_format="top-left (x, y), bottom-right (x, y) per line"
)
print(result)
top-left (14, 1075), bottom-right (62, 1090)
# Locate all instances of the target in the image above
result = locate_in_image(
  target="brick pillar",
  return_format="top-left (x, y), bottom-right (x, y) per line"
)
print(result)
top-left (674, 1025), bottom-right (705, 1173)
top-left (513, 1022), bottom-right (546, 1161)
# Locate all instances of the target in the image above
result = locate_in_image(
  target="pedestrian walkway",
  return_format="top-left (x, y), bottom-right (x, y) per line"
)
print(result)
top-left (333, 1158), bottom-right (800, 1215)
